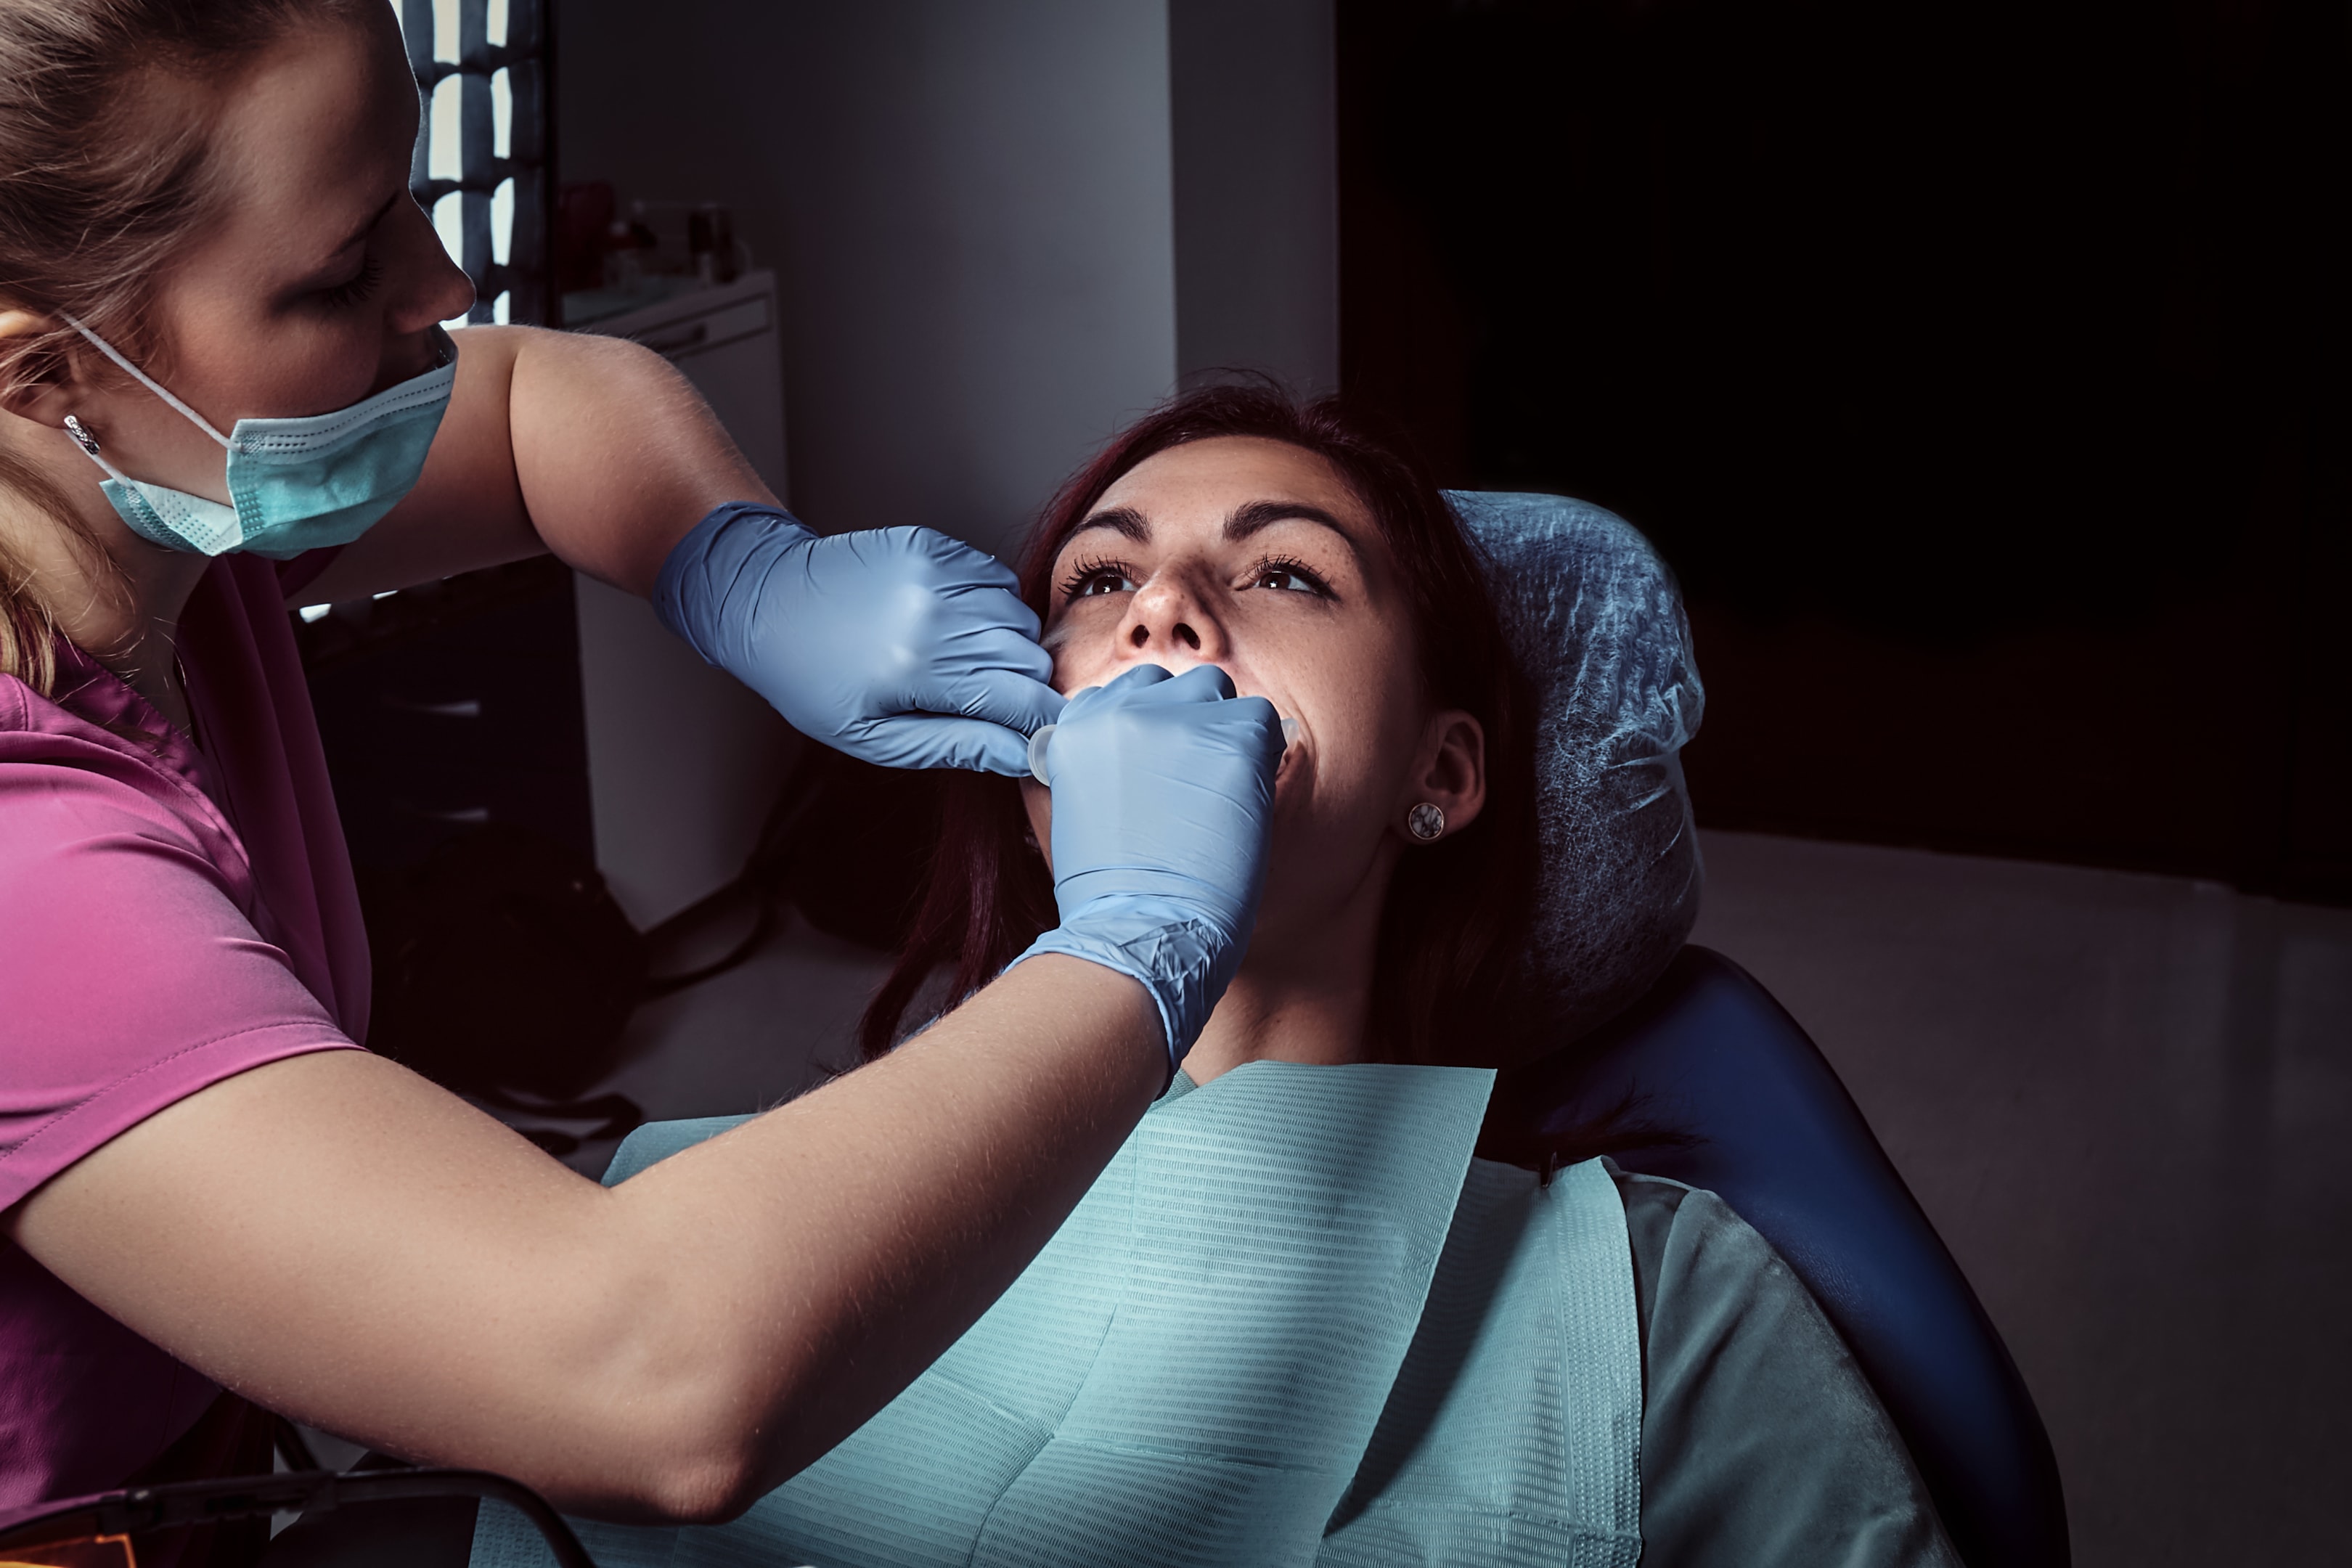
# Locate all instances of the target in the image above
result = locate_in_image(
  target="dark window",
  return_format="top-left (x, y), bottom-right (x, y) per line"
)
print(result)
top-left (398, 0), bottom-right (553, 326)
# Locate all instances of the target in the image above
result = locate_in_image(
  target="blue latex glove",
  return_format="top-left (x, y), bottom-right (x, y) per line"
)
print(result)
top-left (654, 502), bottom-right (1063, 775)
top-left (1016, 663), bottom-right (1285, 1070)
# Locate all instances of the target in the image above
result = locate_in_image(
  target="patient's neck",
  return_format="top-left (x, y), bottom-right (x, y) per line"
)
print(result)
top-left (1177, 891), bottom-right (1384, 1085)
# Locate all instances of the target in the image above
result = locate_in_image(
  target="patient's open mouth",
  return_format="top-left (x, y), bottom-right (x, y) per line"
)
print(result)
top-left (1028, 713), bottom-right (1302, 787)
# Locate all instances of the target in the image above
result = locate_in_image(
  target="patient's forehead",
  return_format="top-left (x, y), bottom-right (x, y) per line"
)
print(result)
top-left (1090, 436), bottom-right (1370, 531)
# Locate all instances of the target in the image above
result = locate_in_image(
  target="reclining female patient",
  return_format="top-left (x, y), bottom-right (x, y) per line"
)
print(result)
top-left (477, 388), bottom-right (1959, 1568)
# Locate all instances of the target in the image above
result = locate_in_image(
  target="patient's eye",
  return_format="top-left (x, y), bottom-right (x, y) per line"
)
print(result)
top-left (1061, 558), bottom-right (1138, 600)
top-left (1246, 556), bottom-right (1332, 596)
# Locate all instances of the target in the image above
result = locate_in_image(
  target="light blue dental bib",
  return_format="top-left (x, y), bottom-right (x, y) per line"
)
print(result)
top-left (474, 1063), bottom-right (1641, 1568)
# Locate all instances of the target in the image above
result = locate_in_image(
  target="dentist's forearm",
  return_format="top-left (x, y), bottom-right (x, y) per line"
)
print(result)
top-left (299, 326), bottom-right (772, 605)
top-left (8, 957), bottom-right (1164, 1524)
top-left (597, 956), bottom-right (1164, 1516)
top-left (505, 326), bottom-right (777, 595)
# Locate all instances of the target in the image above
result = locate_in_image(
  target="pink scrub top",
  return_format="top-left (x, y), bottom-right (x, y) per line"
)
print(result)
top-left (0, 551), bottom-right (369, 1509)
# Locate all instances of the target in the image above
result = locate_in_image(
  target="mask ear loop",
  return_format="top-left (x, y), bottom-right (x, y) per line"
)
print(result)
top-left (60, 313), bottom-right (234, 449)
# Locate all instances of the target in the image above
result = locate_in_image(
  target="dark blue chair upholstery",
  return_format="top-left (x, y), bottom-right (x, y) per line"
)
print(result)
top-left (1490, 945), bottom-right (2070, 1568)
top-left (1448, 488), bottom-right (2064, 1563)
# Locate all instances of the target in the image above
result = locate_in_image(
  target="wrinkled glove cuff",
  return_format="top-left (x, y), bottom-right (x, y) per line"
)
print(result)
top-left (1012, 901), bottom-right (1241, 1074)
top-left (653, 501), bottom-right (819, 669)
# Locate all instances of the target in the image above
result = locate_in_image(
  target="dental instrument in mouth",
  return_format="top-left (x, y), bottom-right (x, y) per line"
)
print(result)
top-left (1029, 716), bottom-right (1301, 786)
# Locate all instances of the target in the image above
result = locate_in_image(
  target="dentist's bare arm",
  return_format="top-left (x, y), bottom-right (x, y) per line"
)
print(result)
top-left (293, 324), bottom-right (758, 605)
top-left (6, 957), bottom-right (1161, 1524)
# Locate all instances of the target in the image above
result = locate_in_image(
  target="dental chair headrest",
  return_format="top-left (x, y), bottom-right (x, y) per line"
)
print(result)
top-left (1445, 491), bottom-right (1706, 1042)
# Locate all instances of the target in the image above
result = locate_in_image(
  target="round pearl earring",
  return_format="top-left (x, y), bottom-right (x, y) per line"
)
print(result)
top-left (1406, 802), bottom-right (1446, 841)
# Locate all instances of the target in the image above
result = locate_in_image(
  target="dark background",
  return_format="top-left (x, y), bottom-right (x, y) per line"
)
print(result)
top-left (1339, 0), bottom-right (2349, 899)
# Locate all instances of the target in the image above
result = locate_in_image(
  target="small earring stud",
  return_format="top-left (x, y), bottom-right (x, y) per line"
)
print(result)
top-left (1407, 802), bottom-right (1446, 841)
top-left (63, 415), bottom-right (101, 457)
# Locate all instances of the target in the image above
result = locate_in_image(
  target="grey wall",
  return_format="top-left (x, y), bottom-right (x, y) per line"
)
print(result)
top-left (560, 0), bottom-right (1337, 560)
top-left (560, 0), bottom-right (1181, 560)
top-left (557, 1), bottom-right (1337, 907)
top-left (1169, 0), bottom-right (1339, 396)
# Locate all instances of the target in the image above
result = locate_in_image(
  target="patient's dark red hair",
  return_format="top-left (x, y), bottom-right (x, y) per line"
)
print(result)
top-left (858, 384), bottom-right (1540, 1067)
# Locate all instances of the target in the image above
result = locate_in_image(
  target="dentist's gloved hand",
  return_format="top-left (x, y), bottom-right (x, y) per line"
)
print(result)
top-left (654, 502), bottom-right (1063, 776)
top-left (1016, 663), bottom-right (1285, 1071)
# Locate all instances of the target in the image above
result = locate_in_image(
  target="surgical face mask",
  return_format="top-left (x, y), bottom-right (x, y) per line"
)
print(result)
top-left (59, 315), bottom-right (457, 560)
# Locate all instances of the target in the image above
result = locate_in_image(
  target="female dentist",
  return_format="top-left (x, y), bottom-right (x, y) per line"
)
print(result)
top-left (0, 0), bottom-right (1283, 1531)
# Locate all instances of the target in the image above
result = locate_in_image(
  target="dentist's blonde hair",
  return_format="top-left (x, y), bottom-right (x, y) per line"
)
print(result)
top-left (0, 0), bottom-right (380, 693)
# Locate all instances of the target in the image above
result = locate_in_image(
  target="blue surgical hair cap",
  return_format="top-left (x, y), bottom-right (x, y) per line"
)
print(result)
top-left (1447, 491), bottom-right (1707, 1042)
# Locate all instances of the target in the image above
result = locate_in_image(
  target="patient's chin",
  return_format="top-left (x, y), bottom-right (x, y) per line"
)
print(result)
top-left (1018, 778), bottom-right (1053, 872)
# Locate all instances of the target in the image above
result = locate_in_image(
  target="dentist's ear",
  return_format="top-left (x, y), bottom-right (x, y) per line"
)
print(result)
top-left (0, 309), bottom-right (89, 428)
top-left (1397, 709), bottom-right (1487, 844)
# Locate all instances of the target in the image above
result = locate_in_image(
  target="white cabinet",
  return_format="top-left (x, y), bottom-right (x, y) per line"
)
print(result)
top-left (571, 270), bottom-right (800, 928)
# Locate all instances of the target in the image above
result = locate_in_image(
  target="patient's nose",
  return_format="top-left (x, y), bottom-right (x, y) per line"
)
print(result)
top-left (1129, 621), bottom-right (1198, 650)
top-left (1120, 576), bottom-right (1225, 666)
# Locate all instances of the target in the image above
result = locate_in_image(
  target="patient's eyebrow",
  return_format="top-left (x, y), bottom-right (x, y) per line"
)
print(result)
top-left (1068, 505), bottom-right (1151, 544)
top-left (1225, 499), bottom-right (1365, 563)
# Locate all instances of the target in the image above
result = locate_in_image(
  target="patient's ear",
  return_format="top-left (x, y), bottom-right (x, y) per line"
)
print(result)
top-left (1398, 709), bottom-right (1485, 842)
